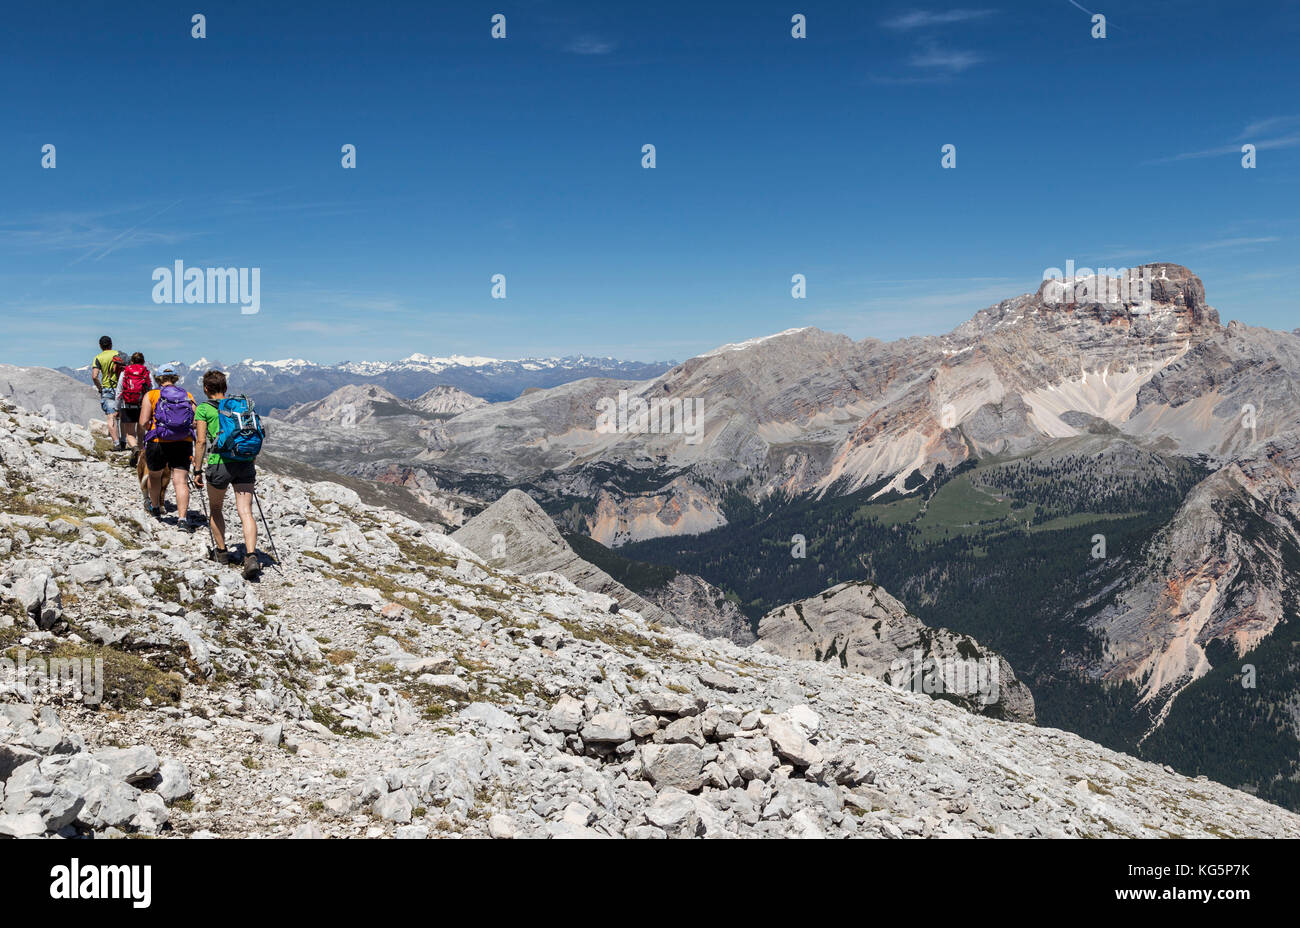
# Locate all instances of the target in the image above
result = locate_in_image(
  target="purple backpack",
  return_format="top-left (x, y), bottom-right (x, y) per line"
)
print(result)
top-left (146, 384), bottom-right (195, 442)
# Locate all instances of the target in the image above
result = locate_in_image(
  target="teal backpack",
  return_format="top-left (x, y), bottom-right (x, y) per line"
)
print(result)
top-left (210, 396), bottom-right (266, 462)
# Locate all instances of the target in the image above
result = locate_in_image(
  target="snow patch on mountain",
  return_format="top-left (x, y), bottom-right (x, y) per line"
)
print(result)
top-left (700, 327), bottom-right (816, 357)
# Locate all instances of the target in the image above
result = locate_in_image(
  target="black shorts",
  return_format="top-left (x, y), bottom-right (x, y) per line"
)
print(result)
top-left (119, 405), bottom-right (141, 424)
top-left (145, 441), bottom-right (193, 472)
top-left (205, 458), bottom-right (256, 490)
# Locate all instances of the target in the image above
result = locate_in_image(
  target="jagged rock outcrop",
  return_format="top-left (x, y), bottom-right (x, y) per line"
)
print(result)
top-left (452, 489), bottom-right (753, 644)
top-left (757, 581), bottom-right (1035, 723)
top-left (640, 573), bottom-right (755, 646)
top-left (1081, 430), bottom-right (1300, 715)
top-left (452, 489), bottom-right (675, 626)
top-left (1128, 320), bottom-right (1300, 458)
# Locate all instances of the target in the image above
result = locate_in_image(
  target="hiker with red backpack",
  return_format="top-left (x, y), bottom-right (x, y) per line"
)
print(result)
top-left (91, 336), bottom-right (127, 451)
top-left (117, 352), bottom-right (152, 467)
top-left (138, 363), bottom-right (198, 530)
top-left (193, 369), bottom-right (267, 579)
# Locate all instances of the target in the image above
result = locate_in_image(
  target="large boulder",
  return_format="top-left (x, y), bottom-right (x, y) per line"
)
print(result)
top-left (640, 744), bottom-right (706, 792)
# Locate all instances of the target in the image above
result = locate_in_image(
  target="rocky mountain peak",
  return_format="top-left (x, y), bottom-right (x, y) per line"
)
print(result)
top-left (280, 383), bottom-right (407, 426)
top-left (1143, 263), bottom-right (1213, 322)
top-left (454, 488), bottom-right (569, 554)
top-left (411, 385), bottom-right (487, 416)
top-left (969, 263), bottom-right (1216, 343)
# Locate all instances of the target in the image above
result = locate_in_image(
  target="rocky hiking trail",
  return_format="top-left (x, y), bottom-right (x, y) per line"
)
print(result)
top-left (2, 400), bottom-right (1298, 839)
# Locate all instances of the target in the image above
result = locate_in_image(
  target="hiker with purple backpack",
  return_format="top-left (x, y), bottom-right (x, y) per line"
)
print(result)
top-left (137, 362), bottom-right (198, 530)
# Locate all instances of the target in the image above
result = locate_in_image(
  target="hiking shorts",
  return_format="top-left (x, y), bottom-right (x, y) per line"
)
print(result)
top-left (99, 388), bottom-right (118, 415)
top-left (205, 459), bottom-right (256, 491)
top-left (119, 404), bottom-right (142, 424)
top-left (145, 441), bottom-right (193, 473)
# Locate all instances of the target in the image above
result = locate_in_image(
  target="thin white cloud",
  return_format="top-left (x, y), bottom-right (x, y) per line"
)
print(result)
top-left (882, 9), bottom-right (995, 30)
top-left (875, 10), bottom-right (994, 79)
top-left (1062, 0), bottom-right (1119, 30)
top-left (10, 302), bottom-right (151, 316)
top-left (1149, 132), bottom-right (1300, 163)
top-left (868, 72), bottom-right (955, 85)
top-left (1238, 116), bottom-right (1300, 139)
top-left (78, 199), bottom-right (184, 263)
top-left (285, 319), bottom-right (368, 337)
top-left (565, 36), bottom-right (616, 55)
top-left (1236, 266), bottom-right (1300, 281)
top-left (0, 206), bottom-right (190, 258)
top-left (1189, 237), bottom-right (1280, 251)
top-left (910, 44), bottom-right (986, 72)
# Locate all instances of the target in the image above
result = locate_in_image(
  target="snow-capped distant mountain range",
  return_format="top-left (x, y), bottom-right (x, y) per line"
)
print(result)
top-left (59, 353), bottom-right (676, 410)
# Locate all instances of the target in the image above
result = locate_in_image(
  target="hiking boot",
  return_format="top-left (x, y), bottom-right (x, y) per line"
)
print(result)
top-left (146, 503), bottom-right (162, 521)
top-left (242, 558), bottom-right (262, 581)
top-left (177, 517), bottom-right (196, 534)
top-left (210, 548), bottom-right (230, 565)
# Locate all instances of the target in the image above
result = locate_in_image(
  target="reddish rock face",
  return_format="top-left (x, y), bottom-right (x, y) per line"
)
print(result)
top-left (375, 464), bottom-right (422, 488)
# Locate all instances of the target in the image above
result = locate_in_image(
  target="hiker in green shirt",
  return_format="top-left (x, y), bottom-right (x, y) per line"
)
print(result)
top-left (90, 335), bottom-right (124, 451)
top-left (193, 369), bottom-right (261, 579)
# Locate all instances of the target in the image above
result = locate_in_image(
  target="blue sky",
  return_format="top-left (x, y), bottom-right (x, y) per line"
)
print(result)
top-left (2, 0), bottom-right (1297, 368)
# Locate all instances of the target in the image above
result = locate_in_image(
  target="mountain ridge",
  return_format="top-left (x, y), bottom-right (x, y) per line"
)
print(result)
top-left (426, 263), bottom-right (1241, 532)
top-left (55, 354), bottom-right (677, 410)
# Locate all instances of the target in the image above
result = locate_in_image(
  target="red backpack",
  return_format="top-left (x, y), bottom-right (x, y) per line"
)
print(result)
top-left (119, 365), bottom-right (151, 408)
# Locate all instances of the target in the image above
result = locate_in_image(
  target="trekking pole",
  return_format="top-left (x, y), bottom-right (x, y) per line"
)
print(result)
top-left (191, 475), bottom-right (219, 555)
top-left (252, 488), bottom-right (283, 572)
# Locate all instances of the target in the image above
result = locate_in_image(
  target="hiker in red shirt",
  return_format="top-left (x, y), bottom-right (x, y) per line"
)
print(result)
top-left (116, 352), bottom-right (152, 468)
